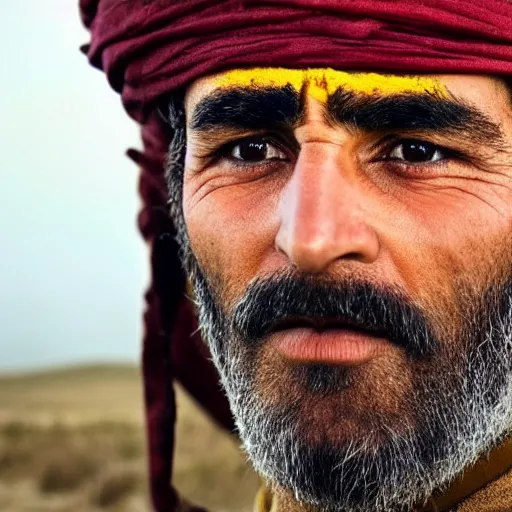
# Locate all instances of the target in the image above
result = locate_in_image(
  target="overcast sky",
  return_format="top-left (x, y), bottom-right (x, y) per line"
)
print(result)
top-left (0, 1), bottom-right (149, 371)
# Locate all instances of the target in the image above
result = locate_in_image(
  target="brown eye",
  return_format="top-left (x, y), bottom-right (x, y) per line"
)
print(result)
top-left (388, 140), bottom-right (444, 163)
top-left (231, 137), bottom-right (287, 163)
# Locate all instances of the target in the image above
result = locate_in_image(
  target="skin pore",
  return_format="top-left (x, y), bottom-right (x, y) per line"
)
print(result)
top-left (168, 70), bottom-right (512, 511)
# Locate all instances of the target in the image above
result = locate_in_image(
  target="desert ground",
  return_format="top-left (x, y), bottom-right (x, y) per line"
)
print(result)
top-left (0, 364), bottom-right (260, 512)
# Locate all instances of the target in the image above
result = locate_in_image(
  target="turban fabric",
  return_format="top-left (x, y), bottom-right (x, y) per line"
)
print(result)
top-left (79, 1), bottom-right (512, 511)
top-left (81, 0), bottom-right (512, 123)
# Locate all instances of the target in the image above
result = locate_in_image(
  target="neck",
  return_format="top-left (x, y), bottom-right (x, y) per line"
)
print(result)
top-left (264, 437), bottom-right (512, 512)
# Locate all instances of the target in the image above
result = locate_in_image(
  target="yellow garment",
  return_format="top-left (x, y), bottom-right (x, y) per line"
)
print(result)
top-left (255, 438), bottom-right (512, 512)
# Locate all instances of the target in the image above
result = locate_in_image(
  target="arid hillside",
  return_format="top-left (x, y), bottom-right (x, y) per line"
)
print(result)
top-left (0, 364), bottom-right (259, 512)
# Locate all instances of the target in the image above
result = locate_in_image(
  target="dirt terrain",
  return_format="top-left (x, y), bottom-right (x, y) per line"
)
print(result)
top-left (0, 364), bottom-right (260, 512)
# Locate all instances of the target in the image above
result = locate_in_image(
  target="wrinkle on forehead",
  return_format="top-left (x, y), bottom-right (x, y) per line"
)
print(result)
top-left (214, 68), bottom-right (449, 103)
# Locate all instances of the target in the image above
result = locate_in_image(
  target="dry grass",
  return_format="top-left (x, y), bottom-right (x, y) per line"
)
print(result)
top-left (90, 467), bottom-right (140, 508)
top-left (38, 453), bottom-right (98, 493)
top-left (0, 364), bottom-right (259, 512)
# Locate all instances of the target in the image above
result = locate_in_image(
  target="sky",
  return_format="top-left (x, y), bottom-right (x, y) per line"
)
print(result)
top-left (0, 1), bottom-right (149, 371)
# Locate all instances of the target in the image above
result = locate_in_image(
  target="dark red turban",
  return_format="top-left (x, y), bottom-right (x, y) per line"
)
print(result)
top-left (81, 0), bottom-right (512, 123)
top-left (78, 2), bottom-right (512, 511)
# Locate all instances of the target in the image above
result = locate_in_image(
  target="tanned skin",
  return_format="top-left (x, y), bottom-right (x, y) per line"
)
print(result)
top-left (177, 73), bottom-right (512, 511)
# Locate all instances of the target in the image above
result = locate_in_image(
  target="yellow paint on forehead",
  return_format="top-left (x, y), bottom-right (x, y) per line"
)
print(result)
top-left (214, 68), bottom-right (448, 103)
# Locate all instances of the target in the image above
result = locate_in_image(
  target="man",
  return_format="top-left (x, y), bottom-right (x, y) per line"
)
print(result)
top-left (80, 1), bottom-right (512, 511)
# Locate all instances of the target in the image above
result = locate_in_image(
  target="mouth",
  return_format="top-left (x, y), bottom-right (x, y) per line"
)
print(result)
top-left (266, 316), bottom-right (392, 365)
top-left (268, 316), bottom-right (387, 335)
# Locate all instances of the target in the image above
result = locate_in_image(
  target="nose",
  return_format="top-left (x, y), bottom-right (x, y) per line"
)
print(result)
top-left (275, 145), bottom-right (380, 273)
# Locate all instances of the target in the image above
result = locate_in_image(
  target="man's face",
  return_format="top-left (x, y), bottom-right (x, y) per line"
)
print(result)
top-left (176, 69), bottom-right (512, 510)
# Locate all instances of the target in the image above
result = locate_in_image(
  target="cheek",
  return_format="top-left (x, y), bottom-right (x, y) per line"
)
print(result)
top-left (378, 182), bottom-right (512, 319)
top-left (183, 175), bottom-right (285, 302)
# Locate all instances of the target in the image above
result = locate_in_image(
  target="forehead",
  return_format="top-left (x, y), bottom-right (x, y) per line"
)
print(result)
top-left (185, 68), bottom-right (509, 121)
top-left (212, 68), bottom-right (449, 103)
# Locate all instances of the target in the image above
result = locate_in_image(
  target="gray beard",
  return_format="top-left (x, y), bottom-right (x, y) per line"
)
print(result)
top-left (186, 256), bottom-right (512, 511)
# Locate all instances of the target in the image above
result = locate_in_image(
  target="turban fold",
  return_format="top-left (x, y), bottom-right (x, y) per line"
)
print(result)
top-left (79, 2), bottom-right (512, 511)
top-left (81, 0), bottom-right (512, 123)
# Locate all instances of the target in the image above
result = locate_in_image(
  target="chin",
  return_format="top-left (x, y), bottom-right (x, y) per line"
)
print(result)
top-left (247, 342), bottom-right (420, 446)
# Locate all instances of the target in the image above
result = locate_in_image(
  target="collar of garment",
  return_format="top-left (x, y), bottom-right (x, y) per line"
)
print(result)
top-left (254, 437), bottom-right (512, 512)
top-left (417, 437), bottom-right (512, 511)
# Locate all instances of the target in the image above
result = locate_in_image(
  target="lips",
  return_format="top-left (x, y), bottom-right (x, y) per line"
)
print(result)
top-left (266, 316), bottom-right (392, 365)
top-left (266, 315), bottom-right (387, 337)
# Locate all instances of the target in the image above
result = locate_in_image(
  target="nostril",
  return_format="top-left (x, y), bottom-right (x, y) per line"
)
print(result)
top-left (343, 252), bottom-right (362, 260)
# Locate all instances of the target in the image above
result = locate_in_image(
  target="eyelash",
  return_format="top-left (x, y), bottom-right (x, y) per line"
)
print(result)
top-left (214, 135), bottom-right (293, 168)
top-left (375, 137), bottom-right (462, 166)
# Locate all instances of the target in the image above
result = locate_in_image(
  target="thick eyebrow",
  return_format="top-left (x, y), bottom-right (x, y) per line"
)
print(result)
top-left (326, 90), bottom-right (505, 148)
top-left (190, 86), bottom-right (302, 132)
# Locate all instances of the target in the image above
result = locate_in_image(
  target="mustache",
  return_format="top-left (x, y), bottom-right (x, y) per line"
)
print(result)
top-left (230, 273), bottom-right (438, 359)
